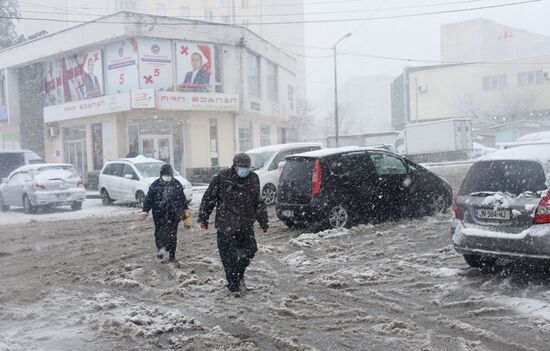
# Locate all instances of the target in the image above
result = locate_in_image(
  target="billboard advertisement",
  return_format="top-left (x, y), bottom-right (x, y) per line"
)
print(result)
top-left (176, 42), bottom-right (214, 92)
top-left (44, 59), bottom-right (64, 106)
top-left (61, 49), bottom-right (104, 102)
top-left (137, 38), bottom-right (173, 90)
top-left (105, 38), bottom-right (139, 94)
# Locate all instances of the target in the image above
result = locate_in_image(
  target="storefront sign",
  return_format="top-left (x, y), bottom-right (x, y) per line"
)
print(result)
top-left (175, 41), bottom-right (215, 93)
top-left (137, 38), bottom-right (173, 90)
top-left (106, 38), bottom-right (140, 94)
top-left (44, 93), bottom-right (131, 122)
top-left (131, 89), bottom-right (156, 109)
top-left (158, 92), bottom-right (239, 112)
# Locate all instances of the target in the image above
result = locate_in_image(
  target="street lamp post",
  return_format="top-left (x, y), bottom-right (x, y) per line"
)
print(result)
top-left (333, 32), bottom-right (351, 148)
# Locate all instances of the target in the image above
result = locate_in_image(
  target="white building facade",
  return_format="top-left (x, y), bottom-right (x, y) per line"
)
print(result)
top-left (0, 12), bottom-right (297, 182)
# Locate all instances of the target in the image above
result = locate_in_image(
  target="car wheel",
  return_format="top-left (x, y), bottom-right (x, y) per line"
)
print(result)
top-left (101, 189), bottom-right (113, 206)
top-left (463, 254), bottom-right (496, 269)
top-left (428, 193), bottom-right (447, 215)
top-left (328, 205), bottom-right (349, 230)
top-left (135, 191), bottom-right (145, 208)
top-left (71, 202), bottom-right (83, 211)
top-left (262, 184), bottom-right (277, 206)
top-left (0, 194), bottom-right (9, 212)
top-left (282, 218), bottom-right (294, 228)
top-left (23, 195), bottom-right (36, 214)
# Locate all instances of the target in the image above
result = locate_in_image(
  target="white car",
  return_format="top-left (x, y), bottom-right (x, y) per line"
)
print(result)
top-left (0, 163), bottom-right (85, 213)
top-left (246, 143), bottom-right (322, 205)
top-left (98, 157), bottom-right (193, 207)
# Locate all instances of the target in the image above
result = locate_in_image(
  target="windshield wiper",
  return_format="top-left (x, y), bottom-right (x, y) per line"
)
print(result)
top-left (469, 191), bottom-right (497, 197)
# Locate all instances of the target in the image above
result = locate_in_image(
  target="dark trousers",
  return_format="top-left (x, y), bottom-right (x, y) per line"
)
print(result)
top-left (217, 230), bottom-right (258, 292)
top-left (154, 219), bottom-right (179, 257)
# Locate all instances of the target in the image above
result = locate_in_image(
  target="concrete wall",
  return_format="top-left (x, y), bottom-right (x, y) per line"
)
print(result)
top-left (18, 63), bottom-right (45, 157)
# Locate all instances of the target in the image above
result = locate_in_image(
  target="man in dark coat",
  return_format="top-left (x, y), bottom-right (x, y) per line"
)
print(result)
top-left (141, 164), bottom-right (188, 262)
top-left (198, 153), bottom-right (269, 296)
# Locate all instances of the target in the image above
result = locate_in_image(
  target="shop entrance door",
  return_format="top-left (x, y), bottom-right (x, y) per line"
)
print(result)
top-left (65, 139), bottom-right (87, 182)
top-left (139, 135), bottom-right (173, 165)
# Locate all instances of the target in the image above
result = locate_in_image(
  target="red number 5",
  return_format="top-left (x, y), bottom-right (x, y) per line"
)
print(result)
top-left (154, 68), bottom-right (160, 77)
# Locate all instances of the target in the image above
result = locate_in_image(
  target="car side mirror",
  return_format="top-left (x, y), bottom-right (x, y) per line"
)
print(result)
top-left (124, 174), bottom-right (134, 180)
top-left (1, 178), bottom-right (7, 184)
top-left (278, 161), bottom-right (286, 169)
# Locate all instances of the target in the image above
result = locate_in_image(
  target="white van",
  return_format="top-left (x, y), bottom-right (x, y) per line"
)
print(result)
top-left (0, 150), bottom-right (44, 180)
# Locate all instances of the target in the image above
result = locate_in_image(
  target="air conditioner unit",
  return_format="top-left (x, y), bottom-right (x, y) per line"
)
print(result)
top-left (417, 83), bottom-right (427, 93)
top-left (543, 71), bottom-right (550, 80)
top-left (47, 126), bottom-right (58, 138)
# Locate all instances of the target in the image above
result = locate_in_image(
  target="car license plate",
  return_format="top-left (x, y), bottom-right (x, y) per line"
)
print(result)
top-left (56, 193), bottom-right (70, 199)
top-left (476, 208), bottom-right (510, 220)
top-left (282, 210), bottom-right (294, 218)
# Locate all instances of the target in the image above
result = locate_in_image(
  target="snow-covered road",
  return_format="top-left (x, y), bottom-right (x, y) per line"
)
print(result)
top-left (2, 209), bottom-right (550, 350)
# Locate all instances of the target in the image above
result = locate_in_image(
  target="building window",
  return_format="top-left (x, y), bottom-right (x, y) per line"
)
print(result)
top-left (277, 127), bottom-right (287, 144)
top-left (518, 71), bottom-right (543, 87)
top-left (238, 120), bottom-right (253, 152)
top-left (204, 10), bottom-right (214, 21)
top-left (156, 2), bottom-right (166, 15)
top-left (267, 61), bottom-right (279, 102)
top-left (114, 0), bottom-right (136, 10)
top-left (260, 124), bottom-right (271, 146)
top-left (221, 16), bottom-right (230, 23)
top-left (247, 52), bottom-right (261, 98)
top-left (287, 84), bottom-right (294, 111)
top-left (209, 119), bottom-right (219, 167)
top-left (482, 75), bottom-right (507, 90)
top-left (242, 0), bottom-right (248, 8)
top-left (180, 6), bottom-right (190, 17)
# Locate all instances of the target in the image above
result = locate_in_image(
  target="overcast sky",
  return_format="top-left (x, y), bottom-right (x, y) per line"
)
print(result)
top-left (300, 0), bottom-right (550, 109)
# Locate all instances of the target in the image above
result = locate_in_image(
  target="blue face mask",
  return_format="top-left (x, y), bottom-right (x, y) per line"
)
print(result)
top-left (237, 167), bottom-right (251, 178)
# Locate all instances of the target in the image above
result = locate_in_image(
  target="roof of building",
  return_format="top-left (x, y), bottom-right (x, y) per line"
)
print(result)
top-left (0, 11), bottom-right (296, 70)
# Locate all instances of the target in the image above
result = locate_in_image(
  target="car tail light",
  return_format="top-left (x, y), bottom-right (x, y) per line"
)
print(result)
top-left (533, 193), bottom-right (550, 225)
top-left (311, 159), bottom-right (323, 197)
top-left (77, 180), bottom-right (85, 188)
top-left (452, 195), bottom-right (462, 220)
top-left (33, 183), bottom-right (46, 190)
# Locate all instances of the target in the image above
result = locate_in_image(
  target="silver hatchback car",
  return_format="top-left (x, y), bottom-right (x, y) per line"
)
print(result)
top-left (452, 145), bottom-right (550, 268)
top-left (0, 163), bottom-right (86, 213)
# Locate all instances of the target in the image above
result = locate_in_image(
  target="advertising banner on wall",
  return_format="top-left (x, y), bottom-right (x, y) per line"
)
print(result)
top-left (44, 59), bottom-right (64, 106)
top-left (137, 38), bottom-right (173, 90)
top-left (44, 93), bottom-right (131, 123)
top-left (61, 49), bottom-right (104, 102)
top-left (106, 38), bottom-right (140, 94)
top-left (175, 41), bottom-right (214, 92)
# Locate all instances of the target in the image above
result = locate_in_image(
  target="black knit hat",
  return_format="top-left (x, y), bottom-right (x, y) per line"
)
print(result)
top-left (233, 153), bottom-right (251, 167)
top-left (160, 164), bottom-right (174, 176)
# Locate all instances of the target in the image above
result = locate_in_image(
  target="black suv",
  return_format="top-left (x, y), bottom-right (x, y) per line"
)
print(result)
top-left (276, 147), bottom-right (452, 230)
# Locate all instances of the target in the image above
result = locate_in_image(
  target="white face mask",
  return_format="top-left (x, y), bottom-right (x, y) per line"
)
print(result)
top-left (162, 175), bottom-right (172, 182)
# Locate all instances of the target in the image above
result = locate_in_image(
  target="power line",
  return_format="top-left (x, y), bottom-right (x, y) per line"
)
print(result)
top-left (5, 0), bottom-right (541, 26)
top-left (17, 0), bottom-right (491, 20)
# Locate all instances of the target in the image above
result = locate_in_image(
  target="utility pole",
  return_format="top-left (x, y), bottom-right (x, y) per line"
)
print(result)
top-left (333, 33), bottom-right (351, 147)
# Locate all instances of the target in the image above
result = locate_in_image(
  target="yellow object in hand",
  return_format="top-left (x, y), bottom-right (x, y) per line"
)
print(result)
top-left (184, 210), bottom-right (192, 229)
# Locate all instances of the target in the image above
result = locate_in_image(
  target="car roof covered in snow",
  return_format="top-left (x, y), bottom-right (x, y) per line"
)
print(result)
top-left (11, 163), bottom-right (74, 173)
top-left (289, 146), bottom-right (374, 159)
top-left (107, 156), bottom-right (163, 164)
top-left (517, 131), bottom-right (550, 142)
top-left (480, 145), bottom-right (550, 175)
top-left (245, 142), bottom-right (322, 154)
